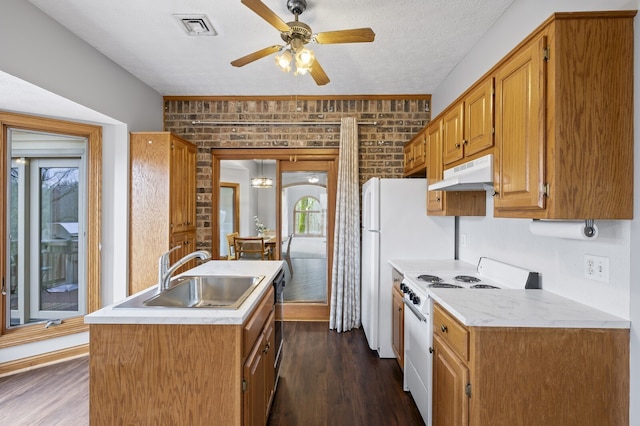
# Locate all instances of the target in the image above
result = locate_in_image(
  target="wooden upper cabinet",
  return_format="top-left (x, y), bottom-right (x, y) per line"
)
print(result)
top-left (494, 34), bottom-right (546, 215)
top-left (442, 103), bottom-right (464, 165)
top-left (494, 11), bottom-right (635, 219)
top-left (427, 119), bottom-right (486, 217)
top-left (427, 121), bottom-right (445, 214)
top-left (404, 129), bottom-right (428, 177)
top-left (464, 79), bottom-right (494, 158)
top-left (443, 79), bottom-right (494, 167)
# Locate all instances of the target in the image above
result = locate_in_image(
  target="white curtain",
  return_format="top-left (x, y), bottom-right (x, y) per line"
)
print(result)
top-left (329, 116), bottom-right (361, 332)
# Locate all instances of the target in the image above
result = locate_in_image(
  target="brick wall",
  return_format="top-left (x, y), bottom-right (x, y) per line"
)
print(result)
top-left (163, 95), bottom-right (430, 251)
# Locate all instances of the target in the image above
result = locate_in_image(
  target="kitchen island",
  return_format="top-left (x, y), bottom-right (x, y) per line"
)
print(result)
top-left (85, 260), bottom-right (284, 426)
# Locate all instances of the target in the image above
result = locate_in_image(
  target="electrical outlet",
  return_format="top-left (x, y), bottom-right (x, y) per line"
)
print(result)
top-left (584, 255), bottom-right (609, 283)
top-left (460, 233), bottom-right (467, 248)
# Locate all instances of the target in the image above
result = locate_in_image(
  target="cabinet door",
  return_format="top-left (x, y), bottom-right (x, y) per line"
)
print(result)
top-left (263, 310), bottom-right (276, 416)
top-left (169, 231), bottom-right (197, 272)
top-left (391, 287), bottom-right (404, 368)
top-left (412, 131), bottom-right (427, 169)
top-left (464, 78), bottom-right (494, 157)
top-left (494, 35), bottom-right (546, 214)
top-left (427, 122), bottom-right (445, 214)
top-left (170, 139), bottom-right (197, 233)
top-left (243, 335), bottom-right (266, 426)
top-left (432, 335), bottom-right (469, 426)
top-left (442, 103), bottom-right (464, 166)
top-left (403, 143), bottom-right (413, 174)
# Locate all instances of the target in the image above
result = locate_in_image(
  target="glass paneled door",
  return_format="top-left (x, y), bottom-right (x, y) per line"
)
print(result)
top-left (8, 130), bottom-right (86, 327)
top-left (280, 160), bottom-right (334, 312)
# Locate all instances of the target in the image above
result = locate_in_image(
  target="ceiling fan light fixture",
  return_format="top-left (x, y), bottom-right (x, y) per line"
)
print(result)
top-left (295, 47), bottom-right (315, 67)
top-left (275, 49), bottom-right (293, 72)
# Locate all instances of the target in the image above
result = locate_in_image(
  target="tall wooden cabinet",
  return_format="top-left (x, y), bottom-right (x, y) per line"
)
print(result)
top-left (129, 132), bottom-right (198, 295)
top-left (494, 11), bottom-right (634, 219)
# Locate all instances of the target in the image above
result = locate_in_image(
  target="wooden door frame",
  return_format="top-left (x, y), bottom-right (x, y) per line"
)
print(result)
top-left (212, 148), bottom-right (338, 321)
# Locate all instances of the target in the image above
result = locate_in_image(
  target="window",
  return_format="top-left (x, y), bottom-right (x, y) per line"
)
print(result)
top-left (294, 196), bottom-right (324, 236)
top-left (1, 112), bottom-right (101, 347)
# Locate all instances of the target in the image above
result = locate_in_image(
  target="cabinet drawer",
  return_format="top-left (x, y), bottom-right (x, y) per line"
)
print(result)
top-left (243, 286), bottom-right (274, 360)
top-left (433, 304), bottom-right (469, 362)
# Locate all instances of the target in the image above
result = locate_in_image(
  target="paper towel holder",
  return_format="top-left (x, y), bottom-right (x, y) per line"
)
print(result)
top-left (583, 219), bottom-right (596, 238)
top-left (530, 218), bottom-right (597, 239)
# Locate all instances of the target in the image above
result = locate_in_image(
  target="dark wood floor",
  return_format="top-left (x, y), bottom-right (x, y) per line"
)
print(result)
top-left (0, 322), bottom-right (424, 426)
top-left (269, 322), bottom-right (424, 426)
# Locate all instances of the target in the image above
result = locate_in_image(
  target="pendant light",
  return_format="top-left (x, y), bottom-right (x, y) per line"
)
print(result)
top-left (251, 160), bottom-right (273, 188)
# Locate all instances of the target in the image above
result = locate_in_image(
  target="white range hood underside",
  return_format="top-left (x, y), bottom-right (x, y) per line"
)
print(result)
top-left (428, 154), bottom-right (494, 191)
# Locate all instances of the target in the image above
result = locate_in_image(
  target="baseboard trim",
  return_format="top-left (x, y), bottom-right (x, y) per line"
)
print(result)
top-left (0, 344), bottom-right (89, 377)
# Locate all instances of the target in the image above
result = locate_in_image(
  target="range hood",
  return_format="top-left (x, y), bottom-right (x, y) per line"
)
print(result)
top-left (428, 154), bottom-right (494, 191)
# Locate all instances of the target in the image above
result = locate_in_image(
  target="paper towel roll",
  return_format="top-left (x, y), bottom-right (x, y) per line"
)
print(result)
top-left (529, 220), bottom-right (598, 240)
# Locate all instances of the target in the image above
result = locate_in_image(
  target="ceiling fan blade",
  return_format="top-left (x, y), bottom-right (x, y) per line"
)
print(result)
top-left (241, 0), bottom-right (290, 32)
top-left (310, 60), bottom-right (330, 86)
top-left (314, 28), bottom-right (375, 44)
top-left (231, 45), bottom-right (282, 67)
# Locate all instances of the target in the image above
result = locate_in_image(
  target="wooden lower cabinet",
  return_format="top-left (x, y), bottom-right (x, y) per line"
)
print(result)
top-left (243, 309), bottom-right (276, 426)
top-left (432, 304), bottom-right (629, 426)
top-left (432, 334), bottom-right (469, 426)
top-left (391, 286), bottom-right (404, 368)
top-left (89, 286), bottom-right (277, 426)
top-left (391, 268), bottom-right (404, 368)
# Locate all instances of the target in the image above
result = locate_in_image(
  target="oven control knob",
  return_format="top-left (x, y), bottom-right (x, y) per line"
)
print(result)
top-left (400, 283), bottom-right (407, 293)
top-left (412, 294), bottom-right (421, 305)
top-left (407, 290), bottom-right (414, 299)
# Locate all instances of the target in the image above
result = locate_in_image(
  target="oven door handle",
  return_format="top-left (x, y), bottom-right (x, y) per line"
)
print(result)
top-left (403, 299), bottom-right (427, 322)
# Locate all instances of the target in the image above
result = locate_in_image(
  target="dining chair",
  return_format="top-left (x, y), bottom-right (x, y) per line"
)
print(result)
top-left (235, 237), bottom-right (271, 260)
top-left (226, 232), bottom-right (239, 260)
top-left (282, 234), bottom-right (293, 276)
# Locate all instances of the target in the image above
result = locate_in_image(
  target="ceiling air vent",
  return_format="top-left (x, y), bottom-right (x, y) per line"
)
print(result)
top-left (174, 14), bottom-right (217, 36)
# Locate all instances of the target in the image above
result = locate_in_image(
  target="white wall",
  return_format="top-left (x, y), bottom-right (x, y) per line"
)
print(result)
top-left (432, 0), bottom-right (640, 422)
top-left (0, 0), bottom-right (162, 363)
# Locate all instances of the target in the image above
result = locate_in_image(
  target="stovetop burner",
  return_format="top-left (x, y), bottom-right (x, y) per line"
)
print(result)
top-left (470, 284), bottom-right (500, 289)
top-left (428, 283), bottom-right (462, 289)
top-left (454, 275), bottom-right (482, 283)
top-left (418, 274), bottom-right (443, 283)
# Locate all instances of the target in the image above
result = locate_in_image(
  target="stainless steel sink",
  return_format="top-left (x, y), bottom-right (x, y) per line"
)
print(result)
top-left (115, 275), bottom-right (265, 309)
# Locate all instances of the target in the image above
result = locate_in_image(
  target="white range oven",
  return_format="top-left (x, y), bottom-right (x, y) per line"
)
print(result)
top-left (400, 257), bottom-right (540, 426)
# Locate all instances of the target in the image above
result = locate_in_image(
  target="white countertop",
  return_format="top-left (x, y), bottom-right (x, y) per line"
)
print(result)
top-left (85, 260), bottom-right (284, 325)
top-left (429, 288), bottom-right (630, 329)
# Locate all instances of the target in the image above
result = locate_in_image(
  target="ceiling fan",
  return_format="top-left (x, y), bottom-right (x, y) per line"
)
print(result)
top-left (231, 0), bottom-right (375, 86)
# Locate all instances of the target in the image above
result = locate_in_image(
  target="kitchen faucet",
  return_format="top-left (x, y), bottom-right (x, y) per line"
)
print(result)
top-left (158, 247), bottom-right (211, 291)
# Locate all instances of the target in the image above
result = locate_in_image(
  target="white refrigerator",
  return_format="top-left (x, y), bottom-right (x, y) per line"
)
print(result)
top-left (361, 178), bottom-right (455, 358)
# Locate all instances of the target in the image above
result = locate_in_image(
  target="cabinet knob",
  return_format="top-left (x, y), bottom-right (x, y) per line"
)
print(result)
top-left (441, 324), bottom-right (448, 333)
top-left (462, 139), bottom-right (468, 146)
top-left (455, 143), bottom-right (461, 149)
top-left (436, 197), bottom-right (441, 202)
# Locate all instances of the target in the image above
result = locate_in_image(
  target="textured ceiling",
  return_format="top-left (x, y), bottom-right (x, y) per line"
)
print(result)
top-left (28, 0), bottom-right (515, 96)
